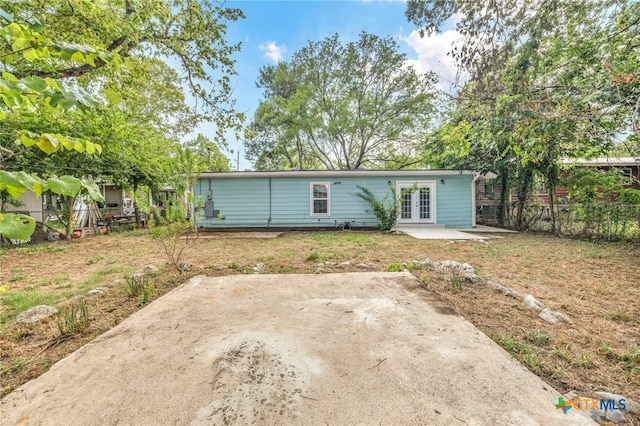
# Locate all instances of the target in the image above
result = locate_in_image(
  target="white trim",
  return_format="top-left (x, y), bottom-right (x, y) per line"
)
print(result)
top-left (471, 179), bottom-right (477, 228)
top-left (396, 180), bottom-right (436, 224)
top-left (310, 182), bottom-right (330, 217)
top-left (200, 170), bottom-right (494, 179)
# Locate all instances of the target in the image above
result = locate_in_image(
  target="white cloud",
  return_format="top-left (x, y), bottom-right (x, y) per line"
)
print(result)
top-left (401, 29), bottom-right (467, 91)
top-left (259, 41), bottom-right (287, 64)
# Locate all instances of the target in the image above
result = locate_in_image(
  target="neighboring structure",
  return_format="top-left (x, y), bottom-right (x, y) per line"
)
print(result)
top-left (2, 191), bottom-right (47, 222)
top-left (474, 157), bottom-right (640, 224)
top-left (194, 170), bottom-right (491, 229)
top-left (560, 156), bottom-right (640, 189)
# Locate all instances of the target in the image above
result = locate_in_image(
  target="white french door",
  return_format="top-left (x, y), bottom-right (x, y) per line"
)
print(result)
top-left (397, 181), bottom-right (436, 224)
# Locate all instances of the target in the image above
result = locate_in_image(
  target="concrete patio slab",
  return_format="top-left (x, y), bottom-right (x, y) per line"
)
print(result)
top-left (394, 225), bottom-right (488, 240)
top-left (0, 273), bottom-right (593, 425)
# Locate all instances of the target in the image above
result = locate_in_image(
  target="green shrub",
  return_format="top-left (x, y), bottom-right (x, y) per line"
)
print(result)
top-left (354, 185), bottom-right (399, 232)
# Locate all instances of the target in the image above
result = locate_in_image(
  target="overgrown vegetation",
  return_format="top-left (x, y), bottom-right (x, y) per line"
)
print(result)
top-left (354, 185), bottom-right (400, 232)
top-left (57, 299), bottom-right (89, 336)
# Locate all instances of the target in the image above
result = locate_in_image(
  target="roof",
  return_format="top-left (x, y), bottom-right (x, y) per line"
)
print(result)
top-left (560, 157), bottom-right (640, 166)
top-left (199, 169), bottom-right (497, 179)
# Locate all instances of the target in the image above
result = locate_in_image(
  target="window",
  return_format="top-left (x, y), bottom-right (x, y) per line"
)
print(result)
top-left (484, 179), bottom-right (495, 197)
top-left (620, 168), bottom-right (633, 186)
top-left (310, 182), bottom-right (330, 216)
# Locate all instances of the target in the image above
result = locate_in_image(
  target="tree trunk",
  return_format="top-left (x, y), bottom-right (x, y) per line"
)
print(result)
top-left (133, 180), bottom-right (142, 228)
top-left (547, 182), bottom-right (557, 234)
top-left (497, 171), bottom-right (509, 226)
top-left (515, 166), bottom-right (534, 231)
top-left (65, 195), bottom-right (74, 239)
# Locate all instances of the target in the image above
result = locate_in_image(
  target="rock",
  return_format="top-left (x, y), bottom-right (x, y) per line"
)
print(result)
top-left (440, 260), bottom-right (460, 270)
top-left (132, 272), bottom-right (145, 280)
top-left (486, 281), bottom-right (522, 299)
top-left (595, 392), bottom-right (640, 415)
top-left (590, 406), bottom-right (627, 424)
top-left (454, 262), bottom-right (476, 283)
top-left (538, 308), bottom-right (560, 324)
top-left (108, 278), bottom-right (126, 288)
top-left (338, 261), bottom-right (351, 267)
top-left (252, 262), bottom-right (265, 273)
top-left (605, 409), bottom-right (627, 423)
top-left (538, 308), bottom-right (573, 325)
top-left (16, 305), bottom-right (58, 324)
top-left (423, 258), bottom-right (436, 267)
top-left (178, 262), bottom-right (193, 272)
top-left (87, 288), bottom-right (105, 296)
top-left (522, 294), bottom-right (545, 312)
top-left (143, 264), bottom-right (159, 274)
top-left (316, 262), bottom-right (324, 267)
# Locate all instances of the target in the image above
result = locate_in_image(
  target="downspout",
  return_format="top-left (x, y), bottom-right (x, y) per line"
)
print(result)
top-left (471, 173), bottom-right (481, 228)
top-left (268, 177), bottom-right (272, 227)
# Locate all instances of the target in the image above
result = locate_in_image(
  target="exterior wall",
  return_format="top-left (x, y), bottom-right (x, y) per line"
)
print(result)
top-left (195, 173), bottom-right (474, 229)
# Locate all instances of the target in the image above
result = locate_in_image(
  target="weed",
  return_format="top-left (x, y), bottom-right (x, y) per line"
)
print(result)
top-left (305, 252), bottom-right (320, 263)
top-left (0, 359), bottom-right (25, 377)
top-left (57, 299), bottom-right (89, 336)
top-left (124, 274), bottom-right (145, 297)
top-left (278, 266), bottom-right (295, 273)
top-left (9, 274), bottom-right (26, 282)
top-left (139, 282), bottom-right (155, 304)
top-left (491, 333), bottom-right (530, 355)
top-left (387, 262), bottom-right (411, 272)
top-left (228, 263), bottom-right (252, 273)
top-left (450, 271), bottom-right (462, 292)
top-left (600, 342), bottom-right (640, 376)
top-left (606, 310), bottom-right (636, 323)
top-left (524, 324), bottom-right (550, 347)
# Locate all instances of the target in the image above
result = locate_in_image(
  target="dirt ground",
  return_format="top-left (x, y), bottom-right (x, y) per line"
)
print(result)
top-left (0, 229), bottom-right (639, 423)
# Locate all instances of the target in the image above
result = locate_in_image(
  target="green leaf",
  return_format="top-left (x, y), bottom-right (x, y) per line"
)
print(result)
top-left (47, 175), bottom-right (81, 197)
top-left (71, 50), bottom-right (85, 63)
top-left (22, 75), bottom-right (47, 92)
top-left (15, 171), bottom-right (47, 196)
top-left (11, 37), bottom-right (31, 52)
top-left (81, 179), bottom-right (104, 202)
top-left (0, 170), bottom-right (26, 198)
top-left (0, 212), bottom-right (36, 240)
top-left (0, 77), bottom-right (21, 94)
top-left (104, 89), bottom-right (123, 105)
top-left (22, 48), bottom-right (39, 62)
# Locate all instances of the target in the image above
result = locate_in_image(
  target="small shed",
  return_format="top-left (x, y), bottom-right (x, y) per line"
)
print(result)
top-left (194, 170), bottom-right (489, 230)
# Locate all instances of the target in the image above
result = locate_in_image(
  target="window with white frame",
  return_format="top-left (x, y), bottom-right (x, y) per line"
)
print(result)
top-left (310, 182), bottom-right (330, 216)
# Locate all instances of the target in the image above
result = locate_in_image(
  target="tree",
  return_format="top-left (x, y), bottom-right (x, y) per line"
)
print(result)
top-left (1, 2), bottom-right (241, 234)
top-left (0, 8), bottom-right (115, 239)
top-left (407, 0), bottom-right (640, 231)
top-left (245, 32), bottom-right (437, 170)
top-left (3, 0), bottom-right (245, 143)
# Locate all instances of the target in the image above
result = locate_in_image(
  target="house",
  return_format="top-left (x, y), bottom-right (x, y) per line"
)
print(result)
top-left (193, 170), bottom-right (492, 229)
top-left (474, 157), bottom-right (640, 223)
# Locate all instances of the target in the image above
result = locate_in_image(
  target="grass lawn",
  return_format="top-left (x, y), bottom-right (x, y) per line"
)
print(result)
top-left (1, 229), bottom-right (639, 422)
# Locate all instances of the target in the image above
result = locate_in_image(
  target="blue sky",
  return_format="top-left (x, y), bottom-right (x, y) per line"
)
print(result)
top-left (192, 0), bottom-right (461, 170)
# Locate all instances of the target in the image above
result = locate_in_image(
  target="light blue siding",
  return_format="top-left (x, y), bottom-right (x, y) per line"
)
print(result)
top-left (195, 173), bottom-right (473, 228)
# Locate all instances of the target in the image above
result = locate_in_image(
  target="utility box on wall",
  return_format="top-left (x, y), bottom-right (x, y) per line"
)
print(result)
top-left (204, 200), bottom-right (216, 218)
